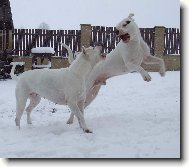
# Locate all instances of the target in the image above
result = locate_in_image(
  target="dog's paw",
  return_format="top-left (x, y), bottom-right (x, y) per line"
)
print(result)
top-left (143, 73), bottom-right (151, 82)
top-left (15, 118), bottom-right (21, 129)
top-left (27, 118), bottom-right (32, 124)
top-left (84, 129), bottom-right (93, 133)
top-left (159, 66), bottom-right (166, 77)
top-left (66, 119), bottom-right (73, 124)
top-left (159, 70), bottom-right (165, 77)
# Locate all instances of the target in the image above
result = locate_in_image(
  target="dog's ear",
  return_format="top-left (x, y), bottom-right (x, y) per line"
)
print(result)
top-left (128, 13), bottom-right (134, 21)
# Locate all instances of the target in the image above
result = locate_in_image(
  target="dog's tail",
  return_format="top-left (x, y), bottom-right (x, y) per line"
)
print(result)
top-left (10, 62), bottom-right (25, 81)
top-left (61, 43), bottom-right (74, 64)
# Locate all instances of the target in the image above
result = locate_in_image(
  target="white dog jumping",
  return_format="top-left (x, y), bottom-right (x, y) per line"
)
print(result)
top-left (67, 13), bottom-right (166, 124)
top-left (11, 45), bottom-right (105, 133)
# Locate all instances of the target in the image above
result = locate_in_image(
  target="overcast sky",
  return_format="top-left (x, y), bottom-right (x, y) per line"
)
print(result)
top-left (9, 0), bottom-right (180, 30)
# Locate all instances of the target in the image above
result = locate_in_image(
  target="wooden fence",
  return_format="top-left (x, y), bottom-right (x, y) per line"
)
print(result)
top-left (164, 28), bottom-right (180, 55)
top-left (12, 29), bottom-right (81, 56)
top-left (0, 26), bottom-right (180, 57)
top-left (91, 26), bottom-right (155, 54)
top-left (0, 29), bottom-right (12, 51)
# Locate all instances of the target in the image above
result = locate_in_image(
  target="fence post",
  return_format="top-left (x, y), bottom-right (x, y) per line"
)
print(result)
top-left (80, 24), bottom-right (91, 49)
top-left (154, 26), bottom-right (165, 58)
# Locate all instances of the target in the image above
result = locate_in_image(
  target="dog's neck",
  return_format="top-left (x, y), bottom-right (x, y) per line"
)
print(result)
top-left (69, 55), bottom-right (92, 79)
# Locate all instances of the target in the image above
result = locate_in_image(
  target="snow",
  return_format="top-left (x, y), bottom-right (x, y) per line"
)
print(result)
top-left (31, 47), bottom-right (55, 54)
top-left (0, 71), bottom-right (180, 158)
top-left (10, 62), bottom-right (25, 66)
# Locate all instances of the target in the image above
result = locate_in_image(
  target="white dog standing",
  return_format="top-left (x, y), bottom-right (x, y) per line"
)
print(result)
top-left (67, 13), bottom-right (166, 124)
top-left (11, 45), bottom-right (105, 133)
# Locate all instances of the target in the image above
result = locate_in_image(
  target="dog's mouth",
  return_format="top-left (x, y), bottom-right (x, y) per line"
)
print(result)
top-left (119, 33), bottom-right (130, 43)
top-left (101, 53), bottom-right (106, 59)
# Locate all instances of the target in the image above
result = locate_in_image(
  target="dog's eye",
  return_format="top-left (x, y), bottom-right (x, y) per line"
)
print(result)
top-left (123, 24), bottom-right (127, 27)
top-left (126, 21), bottom-right (131, 24)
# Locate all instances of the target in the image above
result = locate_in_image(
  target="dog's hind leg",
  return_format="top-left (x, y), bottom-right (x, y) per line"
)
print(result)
top-left (85, 85), bottom-right (102, 108)
top-left (15, 91), bottom-right (28, 128)
top-left (143, 55), bottom-right (166, 76)
top-left (26, 93), bottom-right (41, 124)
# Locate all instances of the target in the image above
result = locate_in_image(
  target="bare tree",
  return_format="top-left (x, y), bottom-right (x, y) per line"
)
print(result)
top-left (38, 22), bottom-right (50, 30)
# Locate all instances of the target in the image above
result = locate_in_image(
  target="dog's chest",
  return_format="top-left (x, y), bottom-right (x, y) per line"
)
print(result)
top-left (120, 43), bottom-right (143, 62)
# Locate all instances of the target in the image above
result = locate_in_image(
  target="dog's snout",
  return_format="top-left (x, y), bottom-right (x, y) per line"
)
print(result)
top-left (115, 29), bottom-right (119, 35)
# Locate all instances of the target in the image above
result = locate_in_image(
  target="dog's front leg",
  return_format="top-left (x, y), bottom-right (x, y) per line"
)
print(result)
top-left (67, 100), bottom-right (85, 124)
top-left (67, 100), bottom-right (92, 133)
top-left (126, 62), bottom-right (151, 82)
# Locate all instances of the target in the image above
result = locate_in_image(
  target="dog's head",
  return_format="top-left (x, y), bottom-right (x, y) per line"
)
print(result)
top-left (81, 45), bottom-right (106, 67)
top-left (115, 13), bottom-right (140, 43)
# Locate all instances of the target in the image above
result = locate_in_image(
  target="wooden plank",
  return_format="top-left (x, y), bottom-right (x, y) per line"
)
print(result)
top-left (164, 28), bottom-right (168, 55)
top-left (49, 30), bottom-right (53, 48)
top-left (14, 29), bottom-right (19, 55)
top-left (54, 30), bottom-right (58, 56)
top-left (17, 29), bottom-right (22, 56)
top-left (72, 30), bottom-right (76, 54)
top-left (151, 28), bottom-right (155, 55)
top-left (42, 29), bottom-right (45, 47)
top-left (101, 26), bottom-right (106, 52)
top-left (38, 29), bottom-right (42, 47)
top-left (21, 29), bottom-right (25, 56)
top-left (35, 29), bottom-right (39, 47)
top-left (172, 28), bottom-right (176, 54)
top-left (97, 26), bottom-right (102, 46)
top-left (68, 30), bottom-right (73, 50)
top-left (140, 28), bottom-right (144, 41)
top-left (92, 26), bottom-right (97, 46)
top-left (171, 28), bottom-right (174, 54)
top-left (31, 29), bottom-right (36, 49)
top-left (56, 30), bottom-right (61, 56)
top-left (62, 30), bottom-right (67, 57)
top-left (146, 29), bottom-right (150, 45)
top-left (43, 29), bottom-right (48, 47)
top-left (27, 29), bottom-right (31, 52)
top-left (176, 28), bottom-right (180, 54)
top-left (59, 30), bottom-right (64, 56)
top-left (60, 30), bottom-right (64, 57)
top-left (106, 26), bottom-right (110, 53)
top-left (76, 30), bottom-right (81, 52)
top-left (25, 29), bottom-right (29, 55)
top-left (103, 27), bottom-right (108, 52)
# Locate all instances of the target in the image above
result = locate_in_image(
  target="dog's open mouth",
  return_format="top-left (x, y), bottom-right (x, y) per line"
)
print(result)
top-left (101, 53), bottom-right (106, 59)
top-left (119, 33), bottom-right (130, 43)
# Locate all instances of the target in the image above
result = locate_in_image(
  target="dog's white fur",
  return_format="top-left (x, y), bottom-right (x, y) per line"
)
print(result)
top-left (67, 13), bottom-right (166, 124)
top-left (11, 45), bottom-right (104, 133)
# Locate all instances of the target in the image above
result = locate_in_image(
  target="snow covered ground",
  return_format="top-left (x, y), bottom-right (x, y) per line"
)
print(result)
top-left (0, 71), bottom-right (180, 158)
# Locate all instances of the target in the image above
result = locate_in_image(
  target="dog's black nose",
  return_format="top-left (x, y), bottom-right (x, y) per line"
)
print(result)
top-left (115, 29), bottom-right (119, 35)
